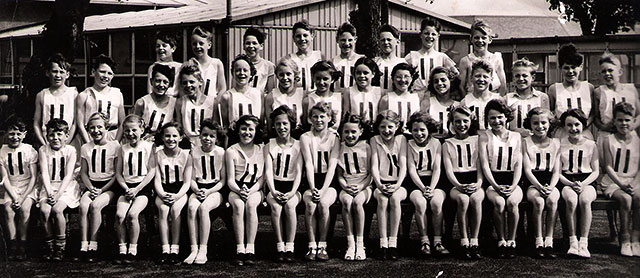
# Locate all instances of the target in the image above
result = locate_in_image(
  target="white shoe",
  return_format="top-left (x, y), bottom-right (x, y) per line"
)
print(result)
top-left (194, 249), bottom-right (208, 264)
top-left (567, 242), bottom-right (580, 257)
top-left (344, 247), bottom-right (355, 261)
top-left (578, 243), bottom-right (591, 258)
top-left (355, 246), bottom-right (366, 261)
top-left (620, 242), bottom-right (633, 257)
top-left (183, 250), bottom-right (198, 264)
top-left (631, 242), bottom-right (640, 257)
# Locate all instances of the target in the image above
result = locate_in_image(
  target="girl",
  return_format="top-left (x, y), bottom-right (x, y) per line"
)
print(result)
top-left (323, 115), bottom-right (371, 261)
top-left (378, 63), bottom-right (426, 130)
top-left (343, 57), bottom-right (382, 131)
top-left (134, 63), bottom-right (177, 138)
top-left (264, 57), bottom-right (305, 136)
top-left (522, 108), bottom-right (560, 259)
top-left (190, 26), bottom-right (226, 97)
top-left (184, 120), bottom-right (226, 264)
top-left (505, 58), bottom-right (550, 136)
top-left (332, 22), bottom-right (364, 92)
top-left (300, 102), bottom-right (339, 261)
top-left (479, 99), bottom-right (523, 259)
top-left (78, 112), bottom-right (121, 261)
top-left (443, 106), bottom-right (483, 260)
top-left (175, 59), bottom-right (216, 147)
top-left (216, 54), bottom-right (263, 131)
top-left (424, 66), bottom-right (459, 139)
top-left (154, 122), bottom-right (192, 264)
top-left (115, 115), bottom-right (156, 264)
top-left (287, 20), bottom-right (325, 91)
top-left (302, 61), bottom-right (342, 130)
top-left (371, 110), bottom-right (407, 260)
top-left (226, 115), bottom-right (264, 266)
top-left (406, 111), bottom-right (449, 257)
top-left (558, 109), bottom-right (599, 258)
top-left (264, 106), bottom-right (303, 262)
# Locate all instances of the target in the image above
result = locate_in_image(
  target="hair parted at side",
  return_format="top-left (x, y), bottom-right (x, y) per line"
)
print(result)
top-left (559, 108), bottom-right (587, 127)
top-left (192, 26), bottom-right (213, 41)
top-left (470, 19), bottom-right (493, 37)
top-left (292, 19), bottom-right (313, 33)
top-left (512, 57), bottom-right (539, 73)
top-left (448, 105), bottom-right (479, 136)
top-left (310, 60), bottom-right (342, 82)
top-left (613, 102), bottom-right (634, 118)
top-left (178, 58), bottom-right (204, 84)
top-left (275, 56), bottom-right (300, 77)
top-left (270, 105), bottom-right (297, 129)
top-left (151, 63), bottom-right (175, 86)
top-left (484, 98), bottom-right (515, 124)
top-left (47, 53), bottom-right (71, 71)
top-left (86, 112), bottom-right (109, 128)
top-left (354, 57), bottom-right (381, 83)
top-left (244, 27), bottom-right (266, 44)
top-left (420, 17), bottom-right (441, 33)
top-left (523, 107), bottom-right (557, 133)
top-left (471, 59), bottom-right (493, 74)
top-left (336, 22), bottom-right (357, 38)
top-left (155, 31), bottom-right (178, 47)
top-left (4, 116), bottom-right (27, 132)
top-left (426, 66), bottom-right (453, 95)
top-left (310, 101), bottom-right (337, 128)
top-left (379, 24), bottom-right (400, 39)
top-left (123, 114), bottom-right (145, 129)
top-left (93, 54), bottom-right (116, 71)
top-left (407, 111), bottom-right (439, 135)
top-left (599, 52), bottom-right (622, 67)
top-left (374, 110), bottom-right (403, 136)
top-left (234, 114), bottom-right (263, 144)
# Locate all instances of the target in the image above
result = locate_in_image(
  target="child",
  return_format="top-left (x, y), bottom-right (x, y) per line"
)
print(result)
top-left (423, 66), bottom-right (459, 139)
top-left (135, 63), bottom-right (177, 138)
top-left (375, 24), bottom-right (406, 92)
top-left (443, 106), bottom-right (484, 260)
top-left (460, 60), bottom-right (502, 131)
top-left (264, 106), bottom-right (303, 262)
top-left (1, 117), bottom-right (38, 261)
top-left (332, 22), bottom-right (364, 92)
top-left (405, 111), bottom-right (450, 257)
top-left (175, 59), bottom-right (216, 147)
top-left (226, 115), bottom-right (264, 266)
top-left (264, 57), bottom-right (305, 134)
top-left (479, 99), bottom-right (523, 259)
top-left (548, 44), bottom-right (595, 139)
top-left (522, 108), bottom-right (561, 259)
top-left (154, 122), bottom-right (192, 264)
top-left (343, 57), bottom-right (382, 127)
top-left (191, 26), bottom-right (226, 97)
top-left (33, 53), bottom-right (77, 147)
top-left (323, 114), bottom-right (371, 261)
top-left (505, 58), bottom-right (550, 136)
top-left (300, 102), bottom-right (339, 261)
top-left (76, 54), bottom-right (125, 143)
top-left (243, 27), bottom-right (275, 94)
top-left (78, 112), bottom-right (121, 261)
top-left (404, 18), bottom-right (457, 93)
top-left (114, 115), bottom-right (156, 264)
top-left (600, 103), bottom-right (640, 256)
top-left (302, 61), bottom-right (342, 130)
top-left (216, 54), bottom-right (264, 130)
top-left (184, 120), bottom-right (226, 264)
top-left (371, 110), bottom-right (407, 260)
top-left (558, 109), bottom-right (599, 258)
top-left (378, 63), bottom-right (426, 129)
top-left (147, 31), bottom-right (182, 97)
top-left (458, 20), bottom-right (507, 95)
top-left (287, 20), bottom-right (325, 91)
top-left (38, 119), bottom-right (81, 261)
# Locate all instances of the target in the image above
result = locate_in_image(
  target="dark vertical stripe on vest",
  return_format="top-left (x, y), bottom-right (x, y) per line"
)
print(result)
top-left (456, 144), bottom-right (463, 167)
top-left (577, 98), bottom-right (582, 110)
top-left (204, 79), bottom-right (210, 95)
top-left (507, 147), bottom-right (513, 171)
top-left (623, 149), bottom-right (630, 173)
top-left (614, 148), bottom-right (622, 172)
top-left (249, 164), bottom-right (258, 184)
top-left (101, 149), bottom-right (106, 173)
top-left (420, 58), bottom-right (426, 80)
top-left (283, 154), bottom-right (290, 178)
top-left (210, 156), bottom-right (216, 180)
top-left (200, 109), bottom-right (205, 127)
top-left (164, 165), bottom-right (170, 184)
top-left (384, 67), bottom-right (389, 89)
top-left (148, 110), bottom-right (157, 129)
top-left (7, 153), bottom-right (14, 175)
top-left (344, 153), bottom-right (352, 175)
top-left (301, 67), bottom-right (306, 89)
top-left (137, 151), bottom-right (143, 176)
top-left (316, 151), bottom-right (322, 173)
top-left (496, 146), bottom-right (503, 170)
top-left (545, 153), bottom-right (551, 171)
top-left (248, 104), bottom-right (253, 115)
top-left (17, 152), bottom-right (24, 175)
top-left (275, 153), bottom-right (282, 176)
top-left (50, 104), bottom-right (55, 121)
top-left (52, 158), bottom-right (57, 181)
top-left (387, 153), bottom-right (394, 176)
top-left (577, 150), bottom-right (583, 173)
top-left (517, 105), bottom-right (522, 128)
top-left (128, 152), bottom-right (133, 176)
top-left (60, 157), bottom-right (65, 179)
top-left (568, 149), bottom-right (574, 173)
top-left (535, 153), bottom-right (541, 170)
top-left (91, 149), bottom-right (97, 173)
top-left (466, 144), bottom-right (472, 167)
top-left (417, 151), bottom-right (424, 170)
top-left (59, 104), bottom-right (64, 120)
top-left (426, 149), bottom-right (432, 171)
top-left (201, 156), bottom-right (208, 180)
top-left (341, 66), bottom-right (346, 88)
top-left (190, 109), bottom-right (196, 133)
top-left (157, 114), bottom-right (166, 131)
top-left (353, 152), bottom-right (360, 174)
top-left (174, 165), bottom-right (181, 182)
top-left (252, 76), bottom-right (258, 88)
top-left (566, 98), bottom-right (572, 109)
top-left (98, 100), bottom-right (103, 113)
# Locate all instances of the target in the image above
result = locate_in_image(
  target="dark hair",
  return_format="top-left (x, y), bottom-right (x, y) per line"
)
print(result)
top-left (270, 105), bottom-right (297, 129)
top-left (558, 43), bottom-right (583, 67)
top-left (244, 27), bottom-right (266, 44)
top-left (471, 59), bottom-right (493, 75)
top-left (310, 60), bottom-right (342, 82)
top-left (379, 24), bottom-right (400, 39)
top-left (92, 54), bottom-right (116, 71)
top-left (46, 53), bottom-right (71, 71)
top-left (292, 19), bottom-right (313, 33)
top-left (339, 114), bottom-right (364, 136)
top-left (309, 101), bottom-right (337, 128)
top-left (373, 110), bottom-right (403, 136)
top-left (484, 99), bottom-right (515, 124)
top-left (234, 115), bottom-right (262, 144)
top-left (151, 63), bottom-right (175, 86)
top-left (406, 111), bottom-right (439, 135)
top-left (5, 116), bottom-right (27, 132)
top-left (559, 108), bottom-right (587, 128)
top-left (523, 107), bottom-right (557, 134)
top-left (178, 58), bottom-right (204, 84)
top-left (426, 66), bottom-right (453, 95)
top-left (200, 119), bottom-right (225, 136)
top-left (155, 31), bottom-right (178, 48)
top-left (613, 102), bottom-right (635, 118)
top-left (45, 118), bottom-right (69, 134)
top-left (192, 26), bottom-right (212, 41)
top-left (232, 54), bottom-right (257, 77)
top-left (354, 57), bottom-right (381, 85)
top-left (391, 62), bottom-right (418, 90)
top-left (420, 17), bottom-right (441, 33)
top-left (336, 22), bottom-right (357, 38)
top-left (448, 105), bottom-right (479, 136)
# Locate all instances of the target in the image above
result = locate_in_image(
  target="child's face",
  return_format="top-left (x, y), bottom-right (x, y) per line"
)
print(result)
top-left (561, 64), bottom-right (582, 83)
top-left (530, 113), bottom-right (550, 138)
top-left (123, 121), bottom-right (143, 144)
top-left (162, 126), bottom-right (181, 150)
top-left (393, 69), bottom-right (412, 92)
top-left (46, 129), bottom-right (69, 150)
top-left (379, 31), bottom-right (398, 55)
top-left (354, 64), bottom-right (374, 89)
top-left (191, 34), bottom-right (212, 58)
top-left (47, 62), bottom-right (69, 87)
top-left (600, 62), bottom-right (622, 86)
top-left (342, 122), bottom-right (362, 146)
top-left (199, 126), bottom-right (218, 149)
top-left (233, 59), bottom-right (252, 86)
top-left (471, 30), bottom-right (492, 51)
top-left (151, 72), bottom-right (171, 96)
top-left (273, 114), bottom-right (291, 139)
top-left (432, 72), bottom-right (450, 95)
top-left (238, 121), bottom-right (257, 144)
top-left (420, 26), bottom-right (439, 50)
top-left (276, 65), bottom-right (296, 90)
top-left (313, 71), bottom-right (332, 93)
top-left (310, 109), bottom-right (329, 131)
top-left (411, 122), bottom-right (429, 145)
top-left (337, 32), bottom-right (356, 55)
top-left (563, 116), bottom-right (583, 139)
top-left (244, 35), bottom-right (263, 59)
top-left (87, 119), bottom-right (107, 143)
top-left (472, 68), bottom-right (492, 92)
top-left (487, 109), bottom-right (506, 131)
top-left (378, 119), bottom-right (398, 141)
top-left (6, 128), bottom-right (25, 148)
top-left (155, 39), bottom-right (176, 61)
top-left (512, 66), bottom-right (534, 91)
top-left (293, 28), bottom-right (313, 51)
top-left (613, 112), bottom-right (634, 135)
top-left (181, 74), bottom-right (201, 97)
top-left (452, 112), bottom-right (471, 135)
top-left (92, 63), bottom-right (114, 89)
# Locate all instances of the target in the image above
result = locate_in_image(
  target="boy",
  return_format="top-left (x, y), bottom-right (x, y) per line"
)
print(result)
top-left (1, 118), bottom-right (38, 261)
top-left (191, 26), bottom-right (226, 98)
top-left (243, 27), bottom-right (276, 94)
top-left (38, 118), bottom-right (81, 261)
top-left (505, 58), bottom-right (550, 136)
top-left (460, 60), bottom-right (501, 130)
top-left (135, 63), bottom-right (177, 137)
top-left (147, 31), bottom-right (182, 97)
top-left (458, 20), bottom-right (507, 95)
top-left (76, 55), bottom-right (126, 143)
top-left (375, 24), bottom-right (406, 92)
top-left (331, 22), bottom-right (363, 92)
top-left (287, 20), bottom-right (325, 92)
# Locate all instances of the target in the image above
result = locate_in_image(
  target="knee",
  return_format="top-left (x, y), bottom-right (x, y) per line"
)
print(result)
top-left (52, 205), bottom-right (65, 215)
top-left (127, 211), bottom-right (140, 222)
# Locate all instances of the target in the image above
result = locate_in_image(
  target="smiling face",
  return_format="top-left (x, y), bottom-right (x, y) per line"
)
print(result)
top-left (162, 126), bottom-right (181, 150)
top-left (310, 109), bottom-right (329, 132)
top-left (273, 114), bottom-right (291, 139)
top-left (92, 63), bottom-right (114, 89)
top-left (379, 31), bottom-right (398, 55)
top-left (432, 72), bottom-right (450, 95)
top-left (393, 69), bottom-right (412, 93)
top-left (600, 62), bottom-right (622, 87)
top-left (313, 70), bottom-right (332, 93)
top-left (471, 68), bottom-right (492, 92)
top-left (613, 112), bottom-right (634, 135)
top-left (563, 116), bottom-right (583, 139)
top-left (378, 119), bottom-right (398, 141)
top-left (199, 126), bottom-right (218, 149)
top-left (487, 109), bottom-right (506, 131)
top-left (47, 62), bottom-right (69, 88)
top-left (190, 34), bottom-right (211, 58)
top-left (151, 72), bottom-right (171, 96)
top-left (293, 28), bottom-right (313, 51)
top-left (512, 66), bottom-right (534, 91)
top-left (181, 74), bottom-right (201, 97)
top-left (276, 65), bottom-right (296, 90)
top-left (238, 121), bottom-right (257, 145)
top-left (155, 39), bottom-right (176, 61)
top-left (6, 128), bottom-right (25, 148)
top-left (337, 32), bottom-right (356, 55)
top-left (342, 122), bottom-right (362, 146)
top-left (471, 30), bottom-right (492, 52)
top-left (244, 35), bottom-right (263, 59)
top-left (123, 121), bottom-right (143, 145)
top-left (561, 63), bottom-right (582, 84)
top-left (87, 118), bottom-right (107, 143)
top-left (452, 111), bottom-right (471, 136)
top-left (354, 64), bottom-right (373, 89)
top-left (233, 59), bottom-right (252, 87)
top-left (410, 122), bottom-right (429, 145)
top-left (420, 26), bottom-right (439, 50)
top-left (46, 129), bottom-right (69, 150)
top-left (529, 113), bottom-right (550, 138)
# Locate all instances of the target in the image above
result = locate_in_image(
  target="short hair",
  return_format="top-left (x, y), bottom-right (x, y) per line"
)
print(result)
top-left (471, 59), bottom-right (493, 75)
top-left (122, 114), bottom-right (145, 129)
top-left (354, 57), bottom-right (381, 83)
top-left (192, 26), bottom-right (212, 42)
top-left (339, 114), bottom-right (364, 137)
top-left (86, 112), bottom-right (109, 128)
top-left (275, 56), bottom-right (300, 77)
top-left (155, 121), bottom-right (183, 146)
top-left (391, 62), bottom-right (418, 81)
top-left (232, 54), bottom-right (257, 77)
top-left (559, 108), bottom-right (587, 128)
top-left (310, 60), bottom-right (342, 82)
top-left (484, 99), bottom-right (515, 124)
top-left (448, 105), bottom-right (479, 136)
top-left (45, 118), bottom-right (69, 134)
top-left (200, 119), bottom-right (224, 136)
top-left (234, 114), bottom-right (263, 144)
top-left (613, 102), bottom-right (635, 118)
top-left (151, 63), bottom-right (175, 86)
top-left (336, 22), bottom-right (357, 38)
top-left (46, 53), bottom-right (71, 72)
top-left (523, 107), bottom-right (557, 134)
top-left (155, 31), bottom-right (178, 48)
top-left (292, 19), bottom-right (313, 34)
top-left (270, 105), bottom-right (297, 129)
top-left (243, 27), bottom-right (266, 44)
top-left (599, 52), bottom-right (622, 67)
top-left (558, 43), bottom-right (583, 67)
top-left (470, 19), bottom-right (493, 37)
top-left (406, 111), bottom-right (439, 135)
top-left (420, 17), bottom-right (441, 33)
top-left (374, 110), bottom-right (403, 135)
top-left (512, 57), bottom-right (539, 74)
top-left (426, 66), bottom-right (453, 95)
top-left (309, 101), bottom-right (337, 128)
top-left (93, 54), bottom-right (116, 71)
top-left (178, 58), bottom-right (204, 85)
top-left (379, 24), bottom-right (400, 39)
top-left (5, 116), bottom-right (27, 132)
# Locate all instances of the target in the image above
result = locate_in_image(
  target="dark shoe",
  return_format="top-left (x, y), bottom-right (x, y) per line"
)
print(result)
top-left (113, 253), bottom-right (125, 264)
top-left (387, 247), bottom-right (398, 260)
top-left (534, 246), bottom-right (545, 259)
top-left (460, 246), bottom-right (472, 260)
top-left (157, 253), bottom-right (170, 265)
top-left (304, 248), bottom-right (316, 261)
top-left (15, 243), bottom-right (27, 261)
top-left (123, 254), bottom-right (135, 264)
top-left (7, 240), bottom-right (17, 261)
top-left (284, 251), bottom-right (295, 262)
top-left (377, 247), bottom-right (388, 260)
top-left (44, 244), bottom-right (55, 261)
top-left (52, 247), bottom-right (65, 262)
top-left (506, 246), bottom-right (516, 259)
top-left (171, 253), bottom-right (181, 265)
top-left (276, 251), bottom-right (285, 262)
top-left (86, 250), bottom-right (98, 262)
top-left (233, 253), bottom-right (245, 266)
top-left (433, 242), bottom-right (450, 257)
top-left (544, 246), bottom-right (556, 259)
top-left (244, 253), bottom-right (256, 265)
top-left (316, 247), bottom-right (329, 261)
top-left (469, 245), bottom-right (482, 260)
top-left (419, 243), bottom-right (431, 258)
top-left (496, 245), bottom-right (506, 259)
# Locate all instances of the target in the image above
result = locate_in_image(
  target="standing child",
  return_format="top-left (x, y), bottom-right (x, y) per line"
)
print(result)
top-left (458, 20), bottom-right (507, 95)
top-left (216, 54), bottom-right (264, 131)
top-left (406, 112), bottom-right (450, 257)
top-left (114, 115), bottom-right (156, 264)
top-left (190, 26), bottom-right (226, 98)
top-left (300, 102), bottom-right (339, 261)
top-left (226, 115), bottom-right (264, 266)
top-left (302, 61), bottom-right (342, 130)
top-left (478, 99), bottom-right (523, 259)
top-left (599, 103), bottom-right (640, 257)
top-left (522, 108), bottom-right (561, 259)
top-left (375, 24), bottom-right (406, 92)
top-left (460, 60), bottom-right (502, 131)
top-left (264, 57), bottom-right (305, 134)
top-left (184, 120), bottom-right (226, 265)
top-left (378, 63), bottom-right (426, 130)
top-left (264, 106), bottom-right (303, 262)
top-left (135, 63), bottom-right (177, 138)
top-left (1, 118), bottom-right (38, 261)
top-left (243, 27), bottom-right (275, 94)
top-left (38, 119), bottom-right (81, 261)
top-left (154, 122), bottom-right (192, 264)
top-left (343, 57), bottom-right (382, 130)
top-left (287, 20), bottom-right (325, 91)
top-left (78, 112), bottom-right (121, 261)
top-left (147, 31), bottom-right (182, 97)
top-left (371, 110), bottom-right (407, 260)
top-left (443, 106), bottom-right (484, 260)
top-left (175, 59), bottom-right (216, 147)
top-left (423, 66), bottom-right (459, 139)
top-left (558, 109), bottom-right (599, 258)
top-left (505, 58), bottom-right (550, 136)
top-left (332, 23), bottom-right (364, 92)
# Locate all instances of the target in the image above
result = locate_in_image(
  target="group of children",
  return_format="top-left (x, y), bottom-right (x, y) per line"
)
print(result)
top-left (1, 17), bottom-right (640, 267)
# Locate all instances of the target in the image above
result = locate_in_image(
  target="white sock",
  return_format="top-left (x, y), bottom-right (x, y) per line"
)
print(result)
top-left (170, 244), bottom-right (179, 254)
top-left (535, 237), bottom-right (544, 248)
top-left (246, 243), bottom-right (255, 254)
top-left (198, 245), bottom-right (208, 253)
top-left (129, 244), bottom-right (138, 255)
top-left (190, 245), bottom-right (198, 253)
top-left (355, 236), bottom-right (364, 247)
top-left (420, 236), bottom-right (430, 245)
top-left (276, 242), bottom-right (285, 252)
top-left (460, 238), bottom-right (470, 247)
top-left (380, 238), bottom-right (389, 248)
top-left (498, 240), bottom-right (507, 247)
top-left (388, 237), bottom-right (398, 248)
top-left (308, 242), bottom-right (317, 249)
top-left (318, 241), bottom-right (327, 249)
top-left (433, 236), bottom-right (442, 244)
top-left (237, 244), bottom-right (246, 254)
top-left (80, 241), bottom-right (89, 252)
top-left (285, 242), bottom-right (295, 252)
top-left (346, 235), bottom-right (355, 248)
top-left (579, 237), bottom-right (588, 245)
top-left (162, 244), bottom-right (170, 254)
top-left (569, 236), bottom-right (578, 246)
top-left (88, 241), bottom-right (98, 251)
top-left (544, 237), bottom-right (553, 248)
top-left (469, 238), bottom-right (479, 247)
top-left (118, 243), bottom-right (127, 254)
top-left (507, 240), bottom-right (516, 247)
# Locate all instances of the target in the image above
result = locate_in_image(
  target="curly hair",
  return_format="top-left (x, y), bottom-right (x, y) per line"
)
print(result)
top-left (234, 114), bottom-right (263, 144)
top-left (523, 107), bottom-right (557, 136)
top-left (559, 108), bottom-right (587, 128)
top-left (471, 59), bottom-right (493, 75)
top-left (558, 43), bottom-right (583, 67)
top-left (406, 111), bottom-right (439, 135)
top-left (47, 53), bottom-right (71, 72)
top-left (4, 116), bottom-right (27, 132)
top-left (45, 118), bottom-right (69, 134)
top-left (93, 54), bottom-right (116, 71)
top-left (470, 19), bottom-right (493, 37)
top-left (374, 110), bottom-right (403, 136)
top-left (177, 58), bottom-right (204, 87)
top-left (448, 105), bottom-right (479, 136)
top-left (613, 102), bottom-right (635, 119)
top-left (484, 99), bottom-right (515, 124)
top-left (192, 26), bottom-right (212, 42)
top-left (420, 17), bottom-right (441, 33)
top-left (339, 113), bottom-right (364, 137)
top-left (426, 66), bottom-right (453, 95)
top-left (391, 62), bottom-right (418, 91)
top-left (200, 119), bottom-right (225, 139)
top-left (599, 52), bottom-right (622, 67)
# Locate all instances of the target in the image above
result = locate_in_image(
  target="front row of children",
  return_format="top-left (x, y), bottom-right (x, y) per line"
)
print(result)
top-left (2, 99), bottom-right (640, 265)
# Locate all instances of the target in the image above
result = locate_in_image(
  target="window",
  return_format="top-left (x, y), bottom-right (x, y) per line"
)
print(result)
top-left (112, 32), bottom-right (132, 74)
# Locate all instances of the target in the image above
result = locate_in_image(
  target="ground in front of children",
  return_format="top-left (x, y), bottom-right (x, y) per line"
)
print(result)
top-left (3, 209), bottom-right (639, 277)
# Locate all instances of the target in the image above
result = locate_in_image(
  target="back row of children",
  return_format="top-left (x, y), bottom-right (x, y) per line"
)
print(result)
top-left (2, 16), bottom-right (639, 265)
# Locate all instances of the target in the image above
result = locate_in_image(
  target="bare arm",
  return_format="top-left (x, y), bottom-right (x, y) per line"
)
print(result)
top-left (406, 143), bottom-right (426, 191)
top-left (496, 55), bottom-right (507, 96)
top-left (225, 149), bottom-right (242, 194)
top-left (478, 133), bottom-right (499, 190)
top-left (429, 143), bottom-right (442, 191)
top-left (370, 140), bottom-right (383, 189)
top-left (300, 134), bottom-right (316, 190)
top-left (56, 151), bottom-right (77, 200)
top-left (115, 94), bottom-right (126, 141)
top-left (39, 150), bottom-right (53, 196)
top-left (176, 155), bottom-right (193, 198)
top-left (264, 145), bottom-right (277, 194)
top-left (509, 135), bottom-right (523, 190)
top-left (76, 93), bottom-right (90, 144)
top-left (216, 60), bottom-right (227, 95)
top-left (115, 148), bottom-right (129, 191)
top-left (33, 92), bottom-right (46, 146)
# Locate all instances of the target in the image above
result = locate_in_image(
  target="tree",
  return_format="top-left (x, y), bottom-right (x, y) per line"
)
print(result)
top-left (546, 0), bottom-right (638, 35)
top-left (349, 0), bottom-right (386, 58)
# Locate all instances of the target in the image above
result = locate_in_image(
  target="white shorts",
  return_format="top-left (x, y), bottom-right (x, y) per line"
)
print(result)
top-left (600, 175), bottom-right (633, 198)
top-left (39, 180), bottom-right (81, 208)
top-left (3, 179), bottom-right (39, 203)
